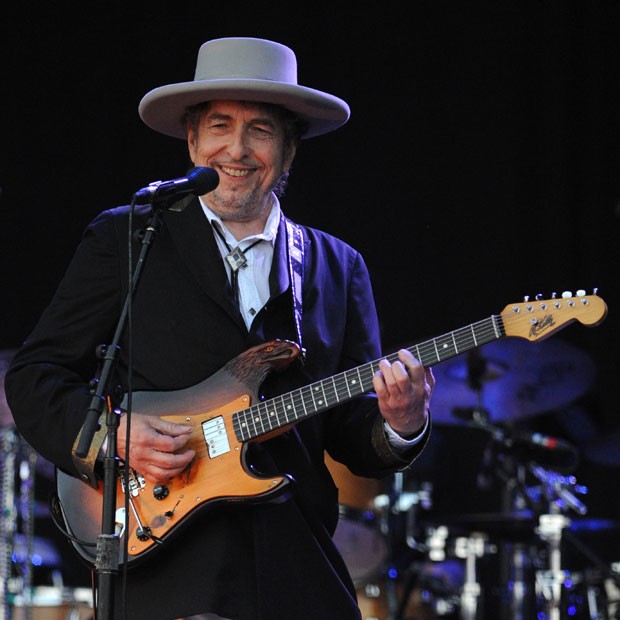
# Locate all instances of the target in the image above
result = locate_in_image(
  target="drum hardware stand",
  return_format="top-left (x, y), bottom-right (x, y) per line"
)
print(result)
top-left (536, 512), bottom-right (570, 620)
top-left (530, 465), bottom-right (589, 620)
top-left (1, 431), bottom-right (40, 620)
top-left (455, 533), bottom-right (495, 620)
top-left (386, 472), bottom-right (436, 620)
top-left (16, 444), bottom-right (38, 616)
top-left (1, 428), bottom-right (18, 620)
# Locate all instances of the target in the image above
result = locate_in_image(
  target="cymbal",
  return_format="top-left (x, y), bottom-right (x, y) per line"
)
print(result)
top-left (0, 348), bottom-right (16, 426)
top-left (11, 533), bottom-right (62, 566)
top-left (429, 337), bottom-right (596, 424)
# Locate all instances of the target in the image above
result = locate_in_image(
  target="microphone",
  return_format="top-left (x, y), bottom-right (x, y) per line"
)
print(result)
top-left (506, 430), bottom-right (579, 472)
top-left (512, 432), bottom-right (576, 454)
top-left (133, 167), bottom-right (219, 205)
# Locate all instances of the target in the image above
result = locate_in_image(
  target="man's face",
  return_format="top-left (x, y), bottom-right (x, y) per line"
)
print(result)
top-left (187, 100), bottom-right (296, 223)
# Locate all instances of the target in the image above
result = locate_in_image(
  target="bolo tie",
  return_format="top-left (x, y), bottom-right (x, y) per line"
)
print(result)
top-left (211, 223), bottom-right (263, 305)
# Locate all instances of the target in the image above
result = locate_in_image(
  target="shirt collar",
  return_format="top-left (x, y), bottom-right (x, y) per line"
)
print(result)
top-left (199, 194), bottom-right (281, 247)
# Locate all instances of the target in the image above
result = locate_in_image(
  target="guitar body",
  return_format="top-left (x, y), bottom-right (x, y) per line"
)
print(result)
top-left (57, 339), bottom-right (301, 566)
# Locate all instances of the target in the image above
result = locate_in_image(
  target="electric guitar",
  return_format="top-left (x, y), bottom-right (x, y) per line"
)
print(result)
top-left (56, 291), bottom-right (607, 567)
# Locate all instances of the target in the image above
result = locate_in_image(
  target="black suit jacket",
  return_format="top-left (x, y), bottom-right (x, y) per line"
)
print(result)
top-left (5, 197), bottom-right (429, 619)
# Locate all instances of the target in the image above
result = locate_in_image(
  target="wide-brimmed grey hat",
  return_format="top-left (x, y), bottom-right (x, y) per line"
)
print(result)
top-left (139, 37), bottom-right (350, 140)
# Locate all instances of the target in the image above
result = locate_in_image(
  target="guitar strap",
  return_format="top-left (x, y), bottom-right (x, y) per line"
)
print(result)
top-left (284, 217), bottom-right (306, 363)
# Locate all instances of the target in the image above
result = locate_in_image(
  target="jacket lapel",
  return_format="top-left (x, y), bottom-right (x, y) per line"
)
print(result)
top-left (162, 198), bottom-right (296, 327)
top-left (162, 197), bottom-right (243, 326)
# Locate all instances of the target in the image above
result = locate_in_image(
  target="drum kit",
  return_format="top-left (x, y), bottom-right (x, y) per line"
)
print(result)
top-left (326, 338), bottom-right (620, 620)
top-left (1, 349), bottom-right (93, 620)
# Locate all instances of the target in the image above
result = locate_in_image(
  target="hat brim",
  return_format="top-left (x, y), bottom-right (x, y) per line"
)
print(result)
top-left (139, 79), bottom-right (350, 140)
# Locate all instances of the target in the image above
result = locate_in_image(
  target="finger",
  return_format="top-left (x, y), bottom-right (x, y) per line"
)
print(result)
top-left (137, 447), bottom-right (196, 483)
top-left (149, 417), bottom-right (193, 437)
top-left (425, 367), bottom-right (436, 391)
top-left (397, 349), bottom-right (424, 377)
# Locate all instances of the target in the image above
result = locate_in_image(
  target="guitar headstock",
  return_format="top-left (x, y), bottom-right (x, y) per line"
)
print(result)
top-left (500, 290), bottom-right (608, 341)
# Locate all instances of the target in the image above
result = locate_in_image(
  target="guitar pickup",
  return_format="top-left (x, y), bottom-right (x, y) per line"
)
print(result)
top-left (202, 416), bottom-right (230, 458)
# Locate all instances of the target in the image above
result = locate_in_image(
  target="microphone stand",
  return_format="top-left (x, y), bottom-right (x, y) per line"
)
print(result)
top-left (75, 202), bottom-right (166, 620)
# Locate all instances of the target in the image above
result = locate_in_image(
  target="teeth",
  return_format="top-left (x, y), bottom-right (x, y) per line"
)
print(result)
top-left (221, 166), bottom-right (250, 178)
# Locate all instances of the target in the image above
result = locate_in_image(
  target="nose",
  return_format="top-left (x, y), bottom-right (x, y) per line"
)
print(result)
top-left (227, 127), bottom-right (251, 160)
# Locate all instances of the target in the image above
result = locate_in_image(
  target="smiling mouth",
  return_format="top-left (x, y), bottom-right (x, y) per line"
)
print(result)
top-left (220, 165), bottom-right (252, 178)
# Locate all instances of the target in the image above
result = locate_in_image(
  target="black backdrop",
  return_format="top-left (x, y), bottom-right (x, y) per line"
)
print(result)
top-left (2, 0), bottom-right (620, 586)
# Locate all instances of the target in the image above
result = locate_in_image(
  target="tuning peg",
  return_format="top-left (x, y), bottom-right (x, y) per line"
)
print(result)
top-left (551, 292), bottom-right (558, 299)
top-left (576, 290), bottom-right (586, 297)
top-left (535, 293), bottom-right (543, 300)
top-left (523, 295), bottom-right (530, 302)
top-left (561, 291), bottom-right (573, 299)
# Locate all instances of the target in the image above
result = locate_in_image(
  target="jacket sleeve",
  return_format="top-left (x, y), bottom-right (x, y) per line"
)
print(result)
top-left (4, 208), bottom-right (127, 480)
top-left (321, 244), bottom-right (430, 478)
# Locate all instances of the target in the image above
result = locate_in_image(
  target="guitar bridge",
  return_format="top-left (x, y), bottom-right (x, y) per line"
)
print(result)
top-left (119, 466), bottom-right (146, 497)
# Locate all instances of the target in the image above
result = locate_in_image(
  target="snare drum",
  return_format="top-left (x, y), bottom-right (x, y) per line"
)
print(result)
top-left (325, 455), bottom-right (388, 585)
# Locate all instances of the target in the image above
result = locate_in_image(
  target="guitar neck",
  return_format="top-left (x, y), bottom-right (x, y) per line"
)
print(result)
top-left (233, 314), bottom-right (504, 442)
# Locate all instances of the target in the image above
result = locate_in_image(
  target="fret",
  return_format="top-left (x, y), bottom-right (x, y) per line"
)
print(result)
top-left (471, 324), bottom-right (479, 347)
top-left (316, 380), bottom-right (330, 410)
top-left (254, 401), bottom-right (267, 435)
top-left (343, 370), bottom-right (356, 399)
top-left (307, 382), bottom-right (321, 413)
top-left (280, 393), bottom-right (294, 424)
top-left (233, 409), bottom-right (249, 442)
top-left (415, 340), bottom-right (438, 366)
top-left (245, 407), bottom-right (258, 437)
top-left (274, 394), bottom-right (289, 426)
top-left (413, 343), bottom-right (422, 363)
top-left (352, 367), bottom-right (364, 396)
top-left (262, 400), bottom-right (279, 430)
top-left (433, 332), bottom-right (458, 361)
top-left (326, 376), bottom-right (339, 406)
top-left (491, 316), bottom-right (506, 339)
top-left (332, 374), bottom-right (344, 401)
top-left (299, 385), bottom-right (314, 417)
top-left (289, 389), bottom-right (306, 422)
top-left (473, 318), bottom-right (496, 346)
top-left (358, 363), bottom-right (375, 392)
top-left (232, 412), bottom-right (242, 441)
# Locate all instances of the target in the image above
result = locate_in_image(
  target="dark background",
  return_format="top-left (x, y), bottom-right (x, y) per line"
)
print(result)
top-left (2, 0), bottom-right (619, 593)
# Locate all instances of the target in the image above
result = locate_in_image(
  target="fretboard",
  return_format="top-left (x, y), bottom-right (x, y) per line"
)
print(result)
top-left (232, 314), bottom-right (505, 442)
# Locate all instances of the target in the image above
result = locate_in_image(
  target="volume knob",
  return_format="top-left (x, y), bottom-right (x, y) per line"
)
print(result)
top-left (153, 484), bottom-right (169, 500)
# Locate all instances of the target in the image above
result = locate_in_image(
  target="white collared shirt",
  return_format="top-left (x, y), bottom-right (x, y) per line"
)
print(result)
top-left (200, 195), bottom-right (280, 329)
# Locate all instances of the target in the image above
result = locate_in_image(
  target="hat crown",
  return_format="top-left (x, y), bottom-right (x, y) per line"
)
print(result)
top-left (194, 37), bottom-right (298, 84)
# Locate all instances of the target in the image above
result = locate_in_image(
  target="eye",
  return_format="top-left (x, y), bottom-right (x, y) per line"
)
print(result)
top-left (250, 125), bottom-right (275, 139)
top-left (207, 121), bottom-right (229, 133)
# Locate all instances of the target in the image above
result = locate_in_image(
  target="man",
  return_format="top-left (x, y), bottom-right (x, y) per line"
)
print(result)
top-left (5, 37), bottom-right (434, 619)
